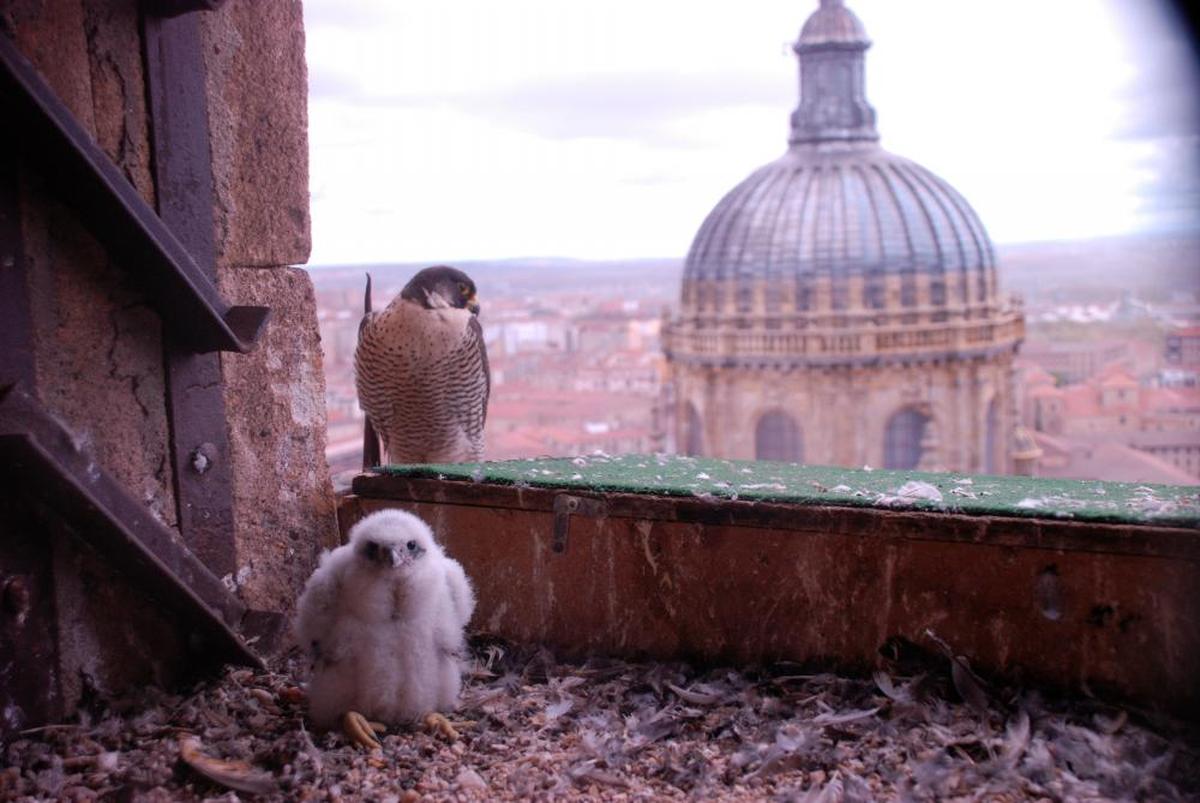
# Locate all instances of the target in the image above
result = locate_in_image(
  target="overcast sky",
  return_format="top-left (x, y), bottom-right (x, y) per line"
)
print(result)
top-left (303, 0), bottom-right (1199, 265)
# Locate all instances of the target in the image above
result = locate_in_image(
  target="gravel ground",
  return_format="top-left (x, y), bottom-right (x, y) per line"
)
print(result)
top-left (3, 636), bottom-right (1197, 801)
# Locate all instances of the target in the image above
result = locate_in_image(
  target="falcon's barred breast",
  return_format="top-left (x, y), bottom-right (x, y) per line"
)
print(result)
top-left (355, 266), bottom-right (490, 464)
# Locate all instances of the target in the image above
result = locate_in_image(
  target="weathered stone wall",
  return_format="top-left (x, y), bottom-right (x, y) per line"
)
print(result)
top-left (201, 0), bottom-right (309, 268)
top-left (5, 0), bottom-right (333, 711)
top-left (219, 267), bottom-right (339, 612)
top-left (201, 0), bottom-right (338, 611)
top-left (10, 0), bottom-right (178, 527)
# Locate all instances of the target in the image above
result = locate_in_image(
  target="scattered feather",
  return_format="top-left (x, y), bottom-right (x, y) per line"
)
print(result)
top-left (177, 734), bottom-right (277, 795)
top-left (2, 640), bottom-right (1196, 800)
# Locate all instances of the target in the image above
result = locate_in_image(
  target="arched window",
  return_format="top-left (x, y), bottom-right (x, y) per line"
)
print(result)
top-left (884, 407), bottom-right (930, 470)
top-left (683, 402), bottom-right (704, 457)
top-left (984, 399), bottom-right (999, 474)
top-left (755, 410), bottom-right (804, 463)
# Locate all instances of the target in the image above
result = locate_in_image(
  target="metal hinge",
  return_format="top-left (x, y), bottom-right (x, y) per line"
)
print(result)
top-left (552, 494), bottom-right (607, 554)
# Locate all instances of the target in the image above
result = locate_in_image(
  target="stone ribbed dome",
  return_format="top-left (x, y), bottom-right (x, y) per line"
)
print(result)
top-left (682, 146), bottom-right (998, 310)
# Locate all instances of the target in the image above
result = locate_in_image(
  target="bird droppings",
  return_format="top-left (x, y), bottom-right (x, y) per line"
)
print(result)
top-left (377, 455), bottom-right (1200, 529)
top-left (2, 639), bottom-right (1196, 801)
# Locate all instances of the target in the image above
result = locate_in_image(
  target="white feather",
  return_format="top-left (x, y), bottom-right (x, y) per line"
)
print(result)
top-left (294, 509), bottom-right (476, 730)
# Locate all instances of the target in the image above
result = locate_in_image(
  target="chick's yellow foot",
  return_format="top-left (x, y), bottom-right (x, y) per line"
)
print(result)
top-left (422, 712), bottom-right (470, 741)
top-left (342, 710), bottom-right (386, 751)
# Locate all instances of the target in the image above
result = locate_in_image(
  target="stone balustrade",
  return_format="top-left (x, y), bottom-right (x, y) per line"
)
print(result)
top-left (663, 303), bottom-right (1024, 366)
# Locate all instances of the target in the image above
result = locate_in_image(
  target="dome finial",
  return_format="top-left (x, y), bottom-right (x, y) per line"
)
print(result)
top-left (790, 0), bottom-right (877, 145)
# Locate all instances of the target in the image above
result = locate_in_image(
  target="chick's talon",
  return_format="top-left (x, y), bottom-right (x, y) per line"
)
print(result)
top-left (343, 710), bottom-right (384, 751)
top-left (422, 712), bottom-right (460, 741)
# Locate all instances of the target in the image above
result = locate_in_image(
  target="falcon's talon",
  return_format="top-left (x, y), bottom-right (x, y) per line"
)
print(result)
top-left (422, 712), bottom-right (460, 741)
top-left (343, 710), bottom-right (383, 751)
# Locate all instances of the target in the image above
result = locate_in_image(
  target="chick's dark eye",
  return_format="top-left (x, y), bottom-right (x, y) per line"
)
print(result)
top-left (406, 540), bottom-right (418, 552)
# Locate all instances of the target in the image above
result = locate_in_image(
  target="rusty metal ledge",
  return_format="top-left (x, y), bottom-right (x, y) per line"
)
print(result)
top-left (0, 384), bottom-right (261, 669)
top-left (343, 475), bottom-right (1200, 718)
top-left (0, 33), bottom-right (266, 355)
top-left (352, 475), bottom-right (1200, 561)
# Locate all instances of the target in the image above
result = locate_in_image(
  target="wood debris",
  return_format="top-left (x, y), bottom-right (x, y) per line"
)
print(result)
top-left (1, 638), bottom-right (1196, 801)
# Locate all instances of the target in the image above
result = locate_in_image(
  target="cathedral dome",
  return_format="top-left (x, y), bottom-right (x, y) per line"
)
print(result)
top-left (662, 0), bottom-right (1025, 476)
top-left (681, 145), bottom-right (998, 314)
top-left (667, 0), bottom-right (1020, 371)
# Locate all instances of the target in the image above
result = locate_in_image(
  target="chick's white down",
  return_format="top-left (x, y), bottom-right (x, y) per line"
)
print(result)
top-left (294, 509), bottom-right (476, 730)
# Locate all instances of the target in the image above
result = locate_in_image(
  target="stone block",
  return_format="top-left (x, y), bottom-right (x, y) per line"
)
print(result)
top-left (202, 0), bottom-right (311, 268)
top-left (5, 0), bottom-right (95, 133)
top-left (218, 267), bottom-right (337, 614)
top-left (23, 185), bottom-right (179, 527)
top-left (81, 0), bottom-right (157, 206)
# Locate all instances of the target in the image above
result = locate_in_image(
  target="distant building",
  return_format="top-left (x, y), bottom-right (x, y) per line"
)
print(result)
top-left (1020, 339), bottom-right (1131, 385)
top-left (1166, 325), bottom-right (1200, 368)
top-left (1021, 362), bottom-right (1200, 483)
top-left (662, 0), bottom-right (1024, 473)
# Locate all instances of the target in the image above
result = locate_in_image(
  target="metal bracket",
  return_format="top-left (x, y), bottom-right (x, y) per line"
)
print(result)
top-left (0, 31), bottom-right (267, 354)
top-left (142, 9), bottom-right (239, 575)
top-left (552, 494), bottom-right (607, 554)
top-left (0, 383), bottom-right (261, 669)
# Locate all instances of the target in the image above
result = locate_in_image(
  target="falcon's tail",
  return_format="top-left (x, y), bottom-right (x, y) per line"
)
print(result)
top-left (360, 272), bottom-right (382, 470)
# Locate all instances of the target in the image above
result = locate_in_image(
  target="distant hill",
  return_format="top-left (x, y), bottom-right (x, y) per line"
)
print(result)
top-left (307, 230), bottom-right (1199, 305)
top-left (997, 231), bottom-right (1200, 303)
top-left (308, 257), bottom-right (684, 302)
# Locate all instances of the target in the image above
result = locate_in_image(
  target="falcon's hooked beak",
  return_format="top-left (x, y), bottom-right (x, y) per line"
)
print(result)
top-left (467, 295), bottom-right (481, 316)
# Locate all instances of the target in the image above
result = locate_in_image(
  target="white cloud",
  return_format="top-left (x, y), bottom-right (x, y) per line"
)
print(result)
top-left (305, 0), bottom-right (1200, 264)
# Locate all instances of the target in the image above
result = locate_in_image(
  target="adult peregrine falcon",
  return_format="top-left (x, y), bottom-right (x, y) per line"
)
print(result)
top-left (355, 266), bottom-right (490, 466)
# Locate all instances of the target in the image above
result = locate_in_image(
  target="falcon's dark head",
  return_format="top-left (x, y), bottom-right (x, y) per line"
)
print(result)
top-left (401, 266), bottom-right (481, 315)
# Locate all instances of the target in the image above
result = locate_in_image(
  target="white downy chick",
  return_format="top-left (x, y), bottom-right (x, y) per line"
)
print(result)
top-left (294, 509), bottom-right (476, 748)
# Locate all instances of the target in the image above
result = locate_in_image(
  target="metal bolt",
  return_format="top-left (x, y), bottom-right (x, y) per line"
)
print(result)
top-left (1036, 565), bottom-right (1063, 622)
top-left (190, 442), bottom-right (217, 474)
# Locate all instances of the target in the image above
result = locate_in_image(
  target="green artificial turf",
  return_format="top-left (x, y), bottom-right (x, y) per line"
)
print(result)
top-left (377, 454), bottom-right (1200, 529)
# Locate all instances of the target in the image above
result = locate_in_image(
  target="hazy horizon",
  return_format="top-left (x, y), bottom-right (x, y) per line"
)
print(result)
top-left (303, 228), bottom-right (1199, 271)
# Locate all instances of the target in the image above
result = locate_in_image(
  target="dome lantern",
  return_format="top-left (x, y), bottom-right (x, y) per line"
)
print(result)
top-left (790, 0), bottom-right (877, 144)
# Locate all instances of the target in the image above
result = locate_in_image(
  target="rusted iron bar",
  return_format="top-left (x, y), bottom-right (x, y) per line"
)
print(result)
top-left (352, 475), bottom-right (1200, 560)
top-left (142, 11), bottom-right (238, 576)
top-left (0, 32), bottom-right (266, 354)
top-left (0, 384), bottom-right (262, 670)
